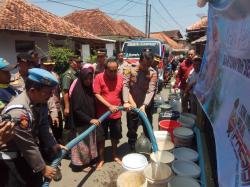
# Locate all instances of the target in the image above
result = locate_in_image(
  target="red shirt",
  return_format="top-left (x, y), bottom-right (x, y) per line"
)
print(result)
top-left (175, 59), bottom-right (193, 90)
top-left (93, 72), bottom-right (123, 119)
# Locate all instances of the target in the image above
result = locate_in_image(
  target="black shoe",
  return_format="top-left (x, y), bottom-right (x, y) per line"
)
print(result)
top-left (53, 167), bottom-right (62, 181)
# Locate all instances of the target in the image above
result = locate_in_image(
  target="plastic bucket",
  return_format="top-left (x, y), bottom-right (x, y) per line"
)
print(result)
top-left (144, 162), bottom-right (173, 186)
top-left (159, 120), bottom-right (181, 142)
top-left (154, 131), bottom-right (171, 141)
top-left (181, 112), bottom-right (197, 121)
top-left (159, 111), bottom-right (180, 121)
top-left (173, 127), bottom-right (194, 147)
top-left (168, 176), bottom-right (201, 187)
top-left (171, 160), bottom-right (201, 178)
top-left (117, 171), bottom-right (145, 187)
top-left (178, 115), bottom-right (195, 129)
top-left (157, 140), bottom-right (175, 151)
top-left (150, 151), bottom-right (175, 164)
top-left (173, 147), bottom-right (199, 162)
top-left (122, 153), bottom-right (148, 171)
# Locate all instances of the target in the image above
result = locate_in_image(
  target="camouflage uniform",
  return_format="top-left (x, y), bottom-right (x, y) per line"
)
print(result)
top-left (61, 67), bottom-right (77, 91)
top-left (61, 67), bottom-right (77, 129)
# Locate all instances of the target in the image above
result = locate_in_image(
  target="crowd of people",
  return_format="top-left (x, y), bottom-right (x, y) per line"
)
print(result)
top-left (0, 47), bottom-right (201, 187)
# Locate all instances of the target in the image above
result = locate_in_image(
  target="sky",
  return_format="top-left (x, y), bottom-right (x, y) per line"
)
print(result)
top-left (29, 0), bottom-right (208, 36)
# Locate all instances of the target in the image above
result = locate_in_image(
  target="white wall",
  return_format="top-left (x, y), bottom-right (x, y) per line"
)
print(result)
top-left (0, 32), bottom-right (49, 65)
top-left (105, 43), bottom-right (115, 57)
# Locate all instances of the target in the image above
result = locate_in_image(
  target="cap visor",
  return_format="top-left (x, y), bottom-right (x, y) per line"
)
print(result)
top-left (2, 63), bottom-right (17, 71)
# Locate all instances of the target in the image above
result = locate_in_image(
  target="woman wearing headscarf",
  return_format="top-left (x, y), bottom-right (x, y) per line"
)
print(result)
top-left (70, 64), bottom-right (100, 172)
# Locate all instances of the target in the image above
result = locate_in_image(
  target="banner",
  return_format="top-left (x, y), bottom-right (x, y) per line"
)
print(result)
top-left (194, 1), bottom-right (250, 187)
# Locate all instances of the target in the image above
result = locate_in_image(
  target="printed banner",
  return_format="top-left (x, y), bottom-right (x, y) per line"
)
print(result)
top-left (194, 1), bottom-right (250, 187)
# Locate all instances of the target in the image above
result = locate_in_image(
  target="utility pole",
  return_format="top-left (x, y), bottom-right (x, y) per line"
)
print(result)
top-left (148, 4), bottom-right (151, 38)
top-left (145, 0), bottom-right (149, 38)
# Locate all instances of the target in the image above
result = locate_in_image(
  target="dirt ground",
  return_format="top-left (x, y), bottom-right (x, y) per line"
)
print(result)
top-left (50, 89), bottom-right (170, 187)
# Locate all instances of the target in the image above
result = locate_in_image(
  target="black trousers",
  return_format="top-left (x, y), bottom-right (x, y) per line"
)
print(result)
top-left (126, 105), bottom-right (153, 145)
top-left (50, 111), bottom-right (63, 141)
top-left (0, 157), bottom-right (43, 187)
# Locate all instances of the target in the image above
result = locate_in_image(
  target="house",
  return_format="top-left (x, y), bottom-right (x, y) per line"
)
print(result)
top-left (150, 32), bottom-right (187, 54)
top-left (186, 16), bottom-right (208, 56)
top-left (163, 30), bottom-right (183, 41)
top-left (64, 9), bottom-right (145, 51)
top-left (0, 0), bottom-right (114, 64)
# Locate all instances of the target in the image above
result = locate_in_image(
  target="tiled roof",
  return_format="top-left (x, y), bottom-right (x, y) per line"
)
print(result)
top-left (186, 16), bottom-right (208, 31)
top-left (150, 32), bottom-right (182, 49)
top-left (115, 19), bottom-right (144, 37)
top-left (64, 9), bottom-right (144, 38)
top-left (163, 30), bottom-right (183, 39)
top-left (0, 0), bottom-right (101, 40)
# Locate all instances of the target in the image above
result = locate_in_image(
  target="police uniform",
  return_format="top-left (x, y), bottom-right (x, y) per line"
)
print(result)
top-left (41, 57), bottom-right (63, 142)
top-left (0, 68), bottom-right (58, 187)
top-left (10, 53), bottom-right (34, 93)
top-left (93, 49), bottom-right (106, 76)
top-left (0, 58), bottom-right (18, 111)
top-left (122, 63), bottom-right (157, 147)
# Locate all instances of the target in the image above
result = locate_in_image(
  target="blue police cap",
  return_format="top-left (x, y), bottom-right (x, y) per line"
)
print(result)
top-left (28, 68), bottom-right (58, 87)
top-left (0, 57), bottom-right (16, 71)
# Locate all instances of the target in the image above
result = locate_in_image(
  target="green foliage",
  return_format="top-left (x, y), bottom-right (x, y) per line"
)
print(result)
top-left (48, 44), bottom-right (74, 75)
top-left (86, 55), bottom-right (97, 64)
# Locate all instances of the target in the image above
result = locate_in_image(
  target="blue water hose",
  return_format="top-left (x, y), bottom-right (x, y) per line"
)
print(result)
top-left (42, 106), bottom-right (158, 187)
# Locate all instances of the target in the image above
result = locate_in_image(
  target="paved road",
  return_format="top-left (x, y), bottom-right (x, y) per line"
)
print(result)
top-left (50, 89), bottom-right (170, 187)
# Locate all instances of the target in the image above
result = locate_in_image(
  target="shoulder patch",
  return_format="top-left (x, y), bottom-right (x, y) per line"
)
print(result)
top-left (19, 114), bottom-right (31, 130)
top-left (123, 68), bottom-right (131, 75)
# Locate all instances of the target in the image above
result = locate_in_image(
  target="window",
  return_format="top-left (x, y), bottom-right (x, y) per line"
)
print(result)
top-left (15, 40), bottom-right (35, 53)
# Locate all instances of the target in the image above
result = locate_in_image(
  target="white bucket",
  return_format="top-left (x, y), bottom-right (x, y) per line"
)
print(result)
top-left (117, 171), bottom-right (145, 187)
top-left (168, 176), bottom-right (201, 187)
top-left (178, 115), bottom-right (195, 129)
top-left (150, 151), bottom-right (175, 164)
top-left (144, 162), bottom-right (173, 187)
top-left (122, 153), bottom-right (148, 171)
top-left (173, 147), bottom-right (199, 162)
top-left (154, 131), bottom-right (172, 141)
top-left (171, 160), bottom-right (201, 178)
top-left (157, 140), bottom-right (175, 151)
top-left (173, 127), bottom-right (194, 147)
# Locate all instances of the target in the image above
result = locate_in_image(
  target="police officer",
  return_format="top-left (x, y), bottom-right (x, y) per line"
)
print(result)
top-left (0, 68), bottom-right (66, 187)
top-left (11, 53), bottom-right (34, 93)
top-left (123, 49), bottom-right (157, 151)
top-left (0, 57), bottom-right (18, 112)
top-left (41, 56), bottom-right (62, 142)
top-left (94, 49), bottom-right (107, 75)
top-left (61, 56), bottom-right (82, 129)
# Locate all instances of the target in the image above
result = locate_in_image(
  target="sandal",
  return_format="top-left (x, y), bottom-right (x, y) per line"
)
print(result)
top-left (82, 166), bottom-right (92, 173)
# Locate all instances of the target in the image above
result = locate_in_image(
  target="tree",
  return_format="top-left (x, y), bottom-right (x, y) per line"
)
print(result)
top-left (48, 44), bottom-right (74, 75)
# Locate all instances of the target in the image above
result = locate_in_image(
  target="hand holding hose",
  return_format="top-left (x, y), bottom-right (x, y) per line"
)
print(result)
top-left (90, 119), bottom-right (100, 126)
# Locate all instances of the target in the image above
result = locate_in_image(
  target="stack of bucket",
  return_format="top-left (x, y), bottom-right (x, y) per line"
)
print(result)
top-left (157, 104), bottom-right (201, 186)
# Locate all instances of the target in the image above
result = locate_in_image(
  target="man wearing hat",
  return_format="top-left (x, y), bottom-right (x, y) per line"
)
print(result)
top-left (61, 56), bottom-right (82, 128)
top-left (0, 68), bottom-right (66, 187)
top-left (94, 48), bottom-right (107, 75)
top-left (41, 56), bottom-right (62, 142)
top-left (122, 49), bottom-right (157, 151)
top-left (11, 53), bottom-right (34, 93)
top-left (152, 54), bottom-right (162, 94)
top-left (0, 57), bottom-right (18, 112)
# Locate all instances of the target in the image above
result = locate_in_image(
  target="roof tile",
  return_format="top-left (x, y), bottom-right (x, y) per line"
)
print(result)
top-left (0, 0), bottom-right (101, 40)
top-left (64, 9), bottom-right (144, 38)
